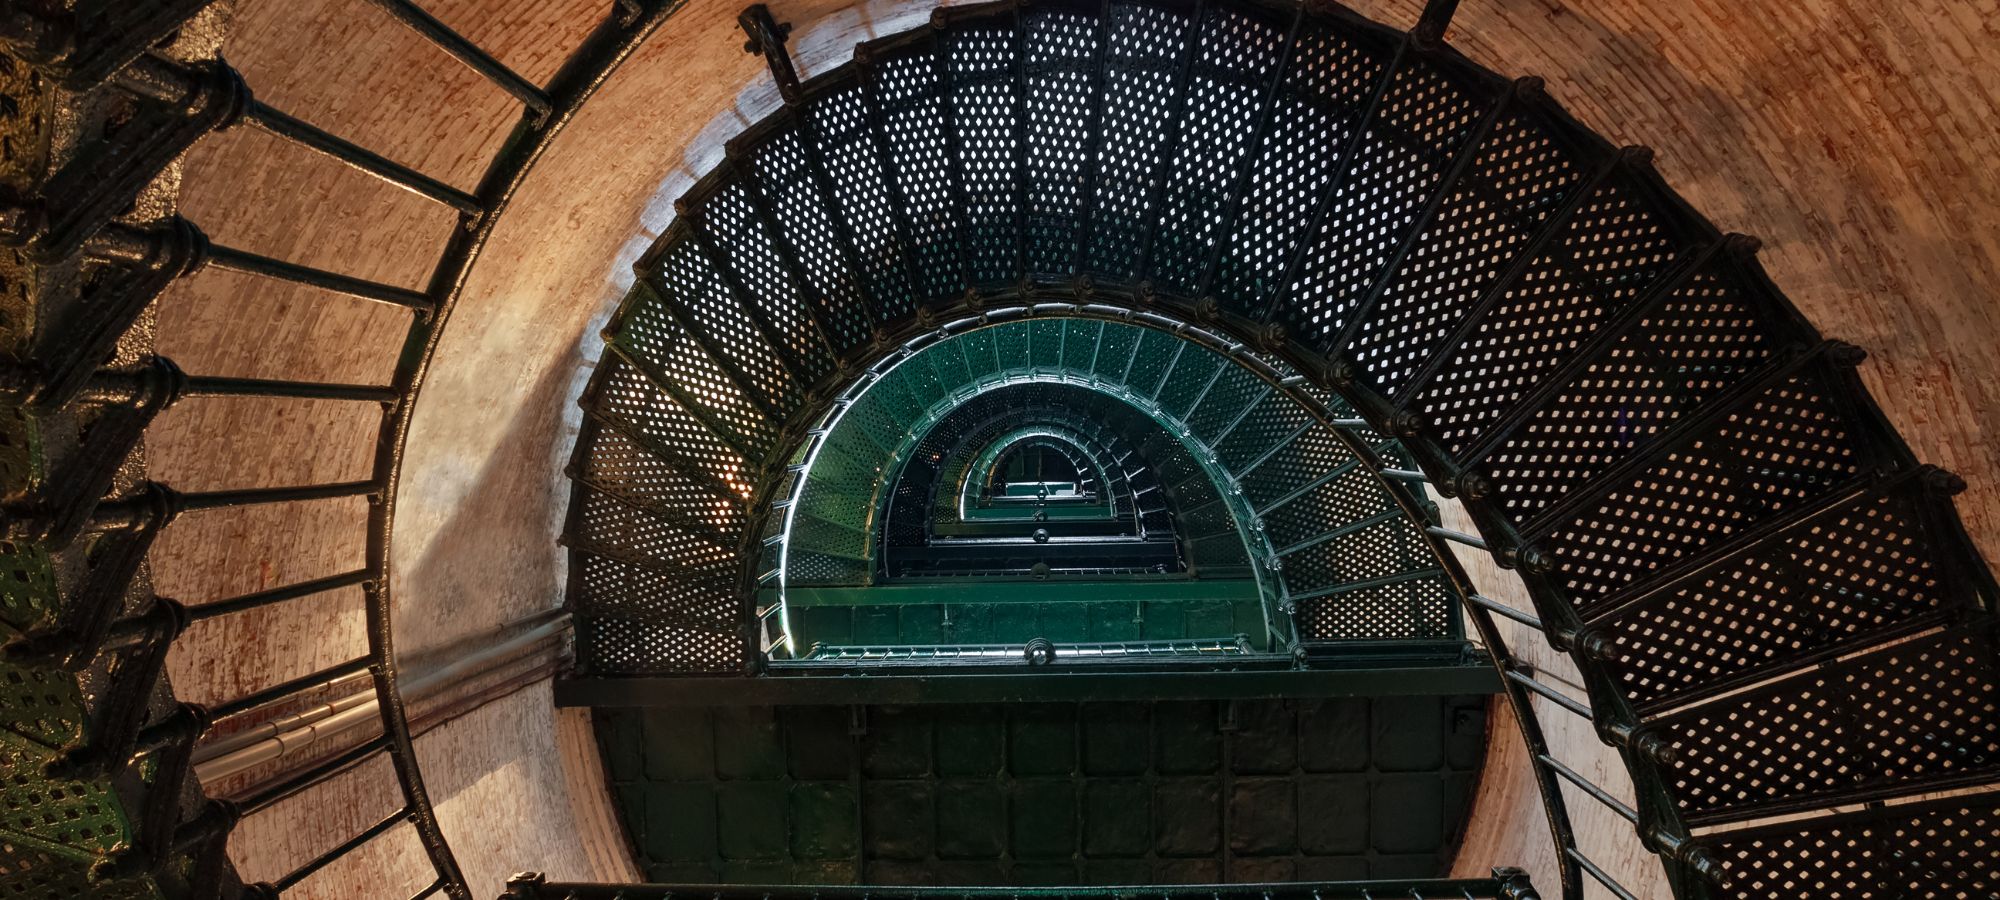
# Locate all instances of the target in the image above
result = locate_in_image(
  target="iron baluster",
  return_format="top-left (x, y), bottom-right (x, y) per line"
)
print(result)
top-left (1505, 667), bottom-right (1592, 720)
top-left (359, 0), bottom-right (553, 121)
top-left (1564, 851), bottom-right (1637, 900)
top-left (265, 807), bottom-right (414, 893)
top-left (244, 98), bottom-right (482, 214)
top-left (186, 569), bottom-right (372, 622)
top-left (233, 736), bottom-right (393, 816)
top-left (206, 655), bottom-right (373, 722)
top-left (1536, 752), bottom-right (1632, 824)
top-left (207, 241), bottom-right (435, 310)
top-left (119, 53), bottom-right (483, 215)
top-left (180, 373), bottom-right (401, 404)
top-left (1463, 593), bottom-right (1542, 630)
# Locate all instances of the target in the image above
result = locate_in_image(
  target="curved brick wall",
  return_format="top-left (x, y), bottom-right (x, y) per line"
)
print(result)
top-left (146, 0), bottom-right (1997, 896)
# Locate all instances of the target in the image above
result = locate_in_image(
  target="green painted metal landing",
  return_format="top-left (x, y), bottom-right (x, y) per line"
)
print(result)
top-left (587, 697), bottom-right (1492, 887)
top-left (504, 878), bottom-right (1542, 900)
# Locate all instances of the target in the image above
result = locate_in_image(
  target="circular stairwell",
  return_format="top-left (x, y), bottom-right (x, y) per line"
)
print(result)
top-left (0, 0), bottom-right (1993, 898)
top-left (564, 1), bottom-right (2000, 896)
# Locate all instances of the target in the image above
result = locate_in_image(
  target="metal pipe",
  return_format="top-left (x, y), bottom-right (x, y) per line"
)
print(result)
top-left (236, 736), bottom-right (390, 816)
top-left (207, 243), bottom-right (434, 310)
top-left (195, 612), bottom-right (569, 782)
top-left (208, 655), bottom-right (372, 722)
top-left (184, 373), bottom-right (400, 403)
top-left (1565, 848), bottom-right (1639, 900)
top-left (244, 100), bottom-right (483, 215)
top-left (194, 678), bottom-right (378, 766)
top-left (177, 478), bottom-right (381, 512)
top-left (1538, 753), bottom-right (1638, 824)
top-left (274, 806), bottom-right (412, 891)
top-left (187, 568), bottom-right (371, 623)
top-left (359, 0), bottom-right (552, 118)
top-left (1464, 593), bottom-right (1543, 630)
top-left (1507, 667), bottom-right (1593, 720)
top-left (1426, 525), bottom-right (1489, 551)
top-left (199, 686), bottom-right (386, 783)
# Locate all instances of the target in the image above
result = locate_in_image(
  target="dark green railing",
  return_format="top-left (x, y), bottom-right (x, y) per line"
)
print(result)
top-left (501, 874), bottom-right (1544, 900)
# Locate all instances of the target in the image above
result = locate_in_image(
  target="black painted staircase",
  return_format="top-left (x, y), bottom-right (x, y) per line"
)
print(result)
top-left (561, 2), bottom-right (2000, 898)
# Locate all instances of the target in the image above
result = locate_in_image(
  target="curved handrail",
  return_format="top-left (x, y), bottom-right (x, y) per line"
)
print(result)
top-left (735, 296), bottom-right (1591, 897)
top-left (786, 364), bottom-right (1289, 647)
top-left (566, 2), bottom-right (1996, 896)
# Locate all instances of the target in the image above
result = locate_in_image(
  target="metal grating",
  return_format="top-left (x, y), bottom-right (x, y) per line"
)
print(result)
top-left (553, 3), bottom-right (2000, 896)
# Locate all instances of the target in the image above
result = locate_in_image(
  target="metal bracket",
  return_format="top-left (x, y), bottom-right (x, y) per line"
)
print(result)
top-left (739, 4), bottom-right (800, 101)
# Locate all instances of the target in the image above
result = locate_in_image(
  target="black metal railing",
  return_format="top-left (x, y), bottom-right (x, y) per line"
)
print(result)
top-left (550, 0), bottom-right (1999, 898)
top-left (4, 0), bottom-right (1992, 899)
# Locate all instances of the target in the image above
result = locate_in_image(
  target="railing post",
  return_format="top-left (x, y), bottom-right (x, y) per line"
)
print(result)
top-left (1416, 0), bottom-right (1462, 45)
top-left (502, 872), bottom-right (549, 900)
top-left (0, 57), bottom-right (246, 263)
top-left (1492, 866), bottom-right (1540, 900)
top-left (0, 0), bottom-right (219, 89)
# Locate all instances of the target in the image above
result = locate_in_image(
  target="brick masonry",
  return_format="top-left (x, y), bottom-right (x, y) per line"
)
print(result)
top-left (139, 0), bottom-right (2000, 895)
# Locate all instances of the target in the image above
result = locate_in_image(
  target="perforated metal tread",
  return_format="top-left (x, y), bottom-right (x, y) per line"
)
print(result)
top-left (561, 1), bottom-right (2000, 895)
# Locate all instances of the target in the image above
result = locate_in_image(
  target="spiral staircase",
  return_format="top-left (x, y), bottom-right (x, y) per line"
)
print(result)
top-left (0, 0), bottom-right (1994, 899)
